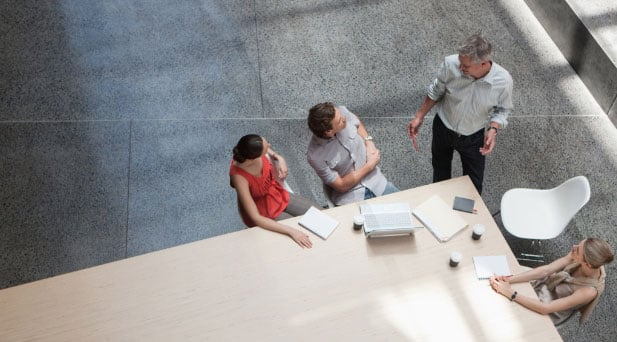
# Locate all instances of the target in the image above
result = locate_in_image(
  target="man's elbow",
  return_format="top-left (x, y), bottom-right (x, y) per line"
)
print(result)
top-left (329, 178), bottom-right (355, 193)
top-left (329, 182), bottom-right (351, 193)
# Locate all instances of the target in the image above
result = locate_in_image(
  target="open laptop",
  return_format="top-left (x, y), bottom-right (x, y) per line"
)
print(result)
top-left (360, 202), bottom-right (421, 237)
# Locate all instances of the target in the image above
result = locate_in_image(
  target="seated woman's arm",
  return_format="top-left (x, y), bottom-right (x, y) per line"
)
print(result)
top-left (231, 174), bottom-right (312, 248)
top-left (496, 253), bottom-right (575, 284)
top-left (491, 278), bottom-right (597, 315)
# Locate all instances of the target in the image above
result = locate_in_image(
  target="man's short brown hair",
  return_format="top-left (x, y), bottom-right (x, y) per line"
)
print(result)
top-left (308, 102), bottom-right (336, 138)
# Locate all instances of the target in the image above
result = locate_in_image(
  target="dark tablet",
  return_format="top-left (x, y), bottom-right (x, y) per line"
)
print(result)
top-left (453, 196), bottom-right (475, 213)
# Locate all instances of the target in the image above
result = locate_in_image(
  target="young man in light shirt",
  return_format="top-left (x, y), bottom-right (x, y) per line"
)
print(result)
top-left (307, 102), bottom-right (399, 206)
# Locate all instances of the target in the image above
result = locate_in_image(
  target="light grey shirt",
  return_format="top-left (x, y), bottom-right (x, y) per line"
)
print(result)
top-left (307, 106), bottom-right (387, 205)
top-left (428, 54), bottom-right (513, 135)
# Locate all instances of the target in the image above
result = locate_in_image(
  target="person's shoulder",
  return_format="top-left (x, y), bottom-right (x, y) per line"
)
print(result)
top-left (337, 105), bottom-right (352, 116)
top-left (444, 54), bottom-right (459, 64)
top-left (338, 105), bottom-right (358, 122)
top-left (438, 55), bottom-right (460, 78)
top-left (491, 62), bottom-right (513, 80)
top-left (573, 285), bottom-right (599, 301)
top-left (307, 135), bottom-right (323, 156)
top-left (230, 172), bottom-right (248, 188)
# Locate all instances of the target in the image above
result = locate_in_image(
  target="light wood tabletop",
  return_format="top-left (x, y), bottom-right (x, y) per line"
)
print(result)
top-left (0, 176), bottom-right (562, 341)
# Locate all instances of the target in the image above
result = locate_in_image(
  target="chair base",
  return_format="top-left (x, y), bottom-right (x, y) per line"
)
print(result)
top-left (517, 253), bottom-right (545, 264)
top-left (515, 240), bottom-right (546, 264)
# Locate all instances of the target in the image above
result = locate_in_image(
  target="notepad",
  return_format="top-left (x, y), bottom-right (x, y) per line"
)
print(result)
top-left (473, 255), bottom-right (511, 279)
top-left (298, 206), bottom-right (339, 240)
top-left (412, 195), bottom-right (468, 242)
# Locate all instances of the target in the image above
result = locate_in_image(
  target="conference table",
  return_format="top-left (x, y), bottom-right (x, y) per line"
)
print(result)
top-left (0, 176), bottom-right (561, 341)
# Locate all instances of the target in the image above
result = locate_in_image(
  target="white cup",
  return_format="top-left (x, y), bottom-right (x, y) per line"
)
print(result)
top-left (450, 251), bottom-right (462, 267)
top-left (472, 224), bottom-right (486, 240)
top-left (353, 215), bottom-right (364, 230)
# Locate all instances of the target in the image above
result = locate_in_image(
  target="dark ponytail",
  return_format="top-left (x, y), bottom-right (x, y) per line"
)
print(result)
top-left (233, 134), bottom-right (263, 163)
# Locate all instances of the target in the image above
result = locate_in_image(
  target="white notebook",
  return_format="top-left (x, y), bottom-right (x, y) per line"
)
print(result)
top-left (412, 195), bottom-right (468, 242)
top-left (473, 256), bottom-right (511, 279)
top-left (298, 206), bottom-right (339, 240)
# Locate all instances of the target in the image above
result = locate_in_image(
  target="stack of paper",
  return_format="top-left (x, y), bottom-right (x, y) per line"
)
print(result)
top-left (298, 206), bottom-right (339, 240)
top-left (412, 195), bottom-right (468, 242)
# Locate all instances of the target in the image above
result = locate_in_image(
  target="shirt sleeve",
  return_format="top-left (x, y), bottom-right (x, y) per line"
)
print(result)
top-left (489, 75), bottom-right (513, 129)
top-left (307, 152), bottom-right (339, 186)
top-left (427, 58), bottom-right (451, 101)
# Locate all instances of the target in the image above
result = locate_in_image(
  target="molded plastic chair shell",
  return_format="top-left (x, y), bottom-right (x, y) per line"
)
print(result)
top-left (500, 176), bottom-right (590, 240)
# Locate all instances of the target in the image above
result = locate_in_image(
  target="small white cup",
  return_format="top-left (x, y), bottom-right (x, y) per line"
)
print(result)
top-left (472, 224), bottom-right (486, 240)
top-left (450, 251), bottom-right (462, 267)
top-left (353, 215), bottom-right (364, 230)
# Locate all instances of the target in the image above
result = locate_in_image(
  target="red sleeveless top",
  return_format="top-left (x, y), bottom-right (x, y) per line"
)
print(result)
top-left (229, 156), bottom-right (290, 227)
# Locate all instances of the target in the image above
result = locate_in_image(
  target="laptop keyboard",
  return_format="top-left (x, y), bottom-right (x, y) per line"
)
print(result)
top-left (364, 212), bottom-right (412, 229)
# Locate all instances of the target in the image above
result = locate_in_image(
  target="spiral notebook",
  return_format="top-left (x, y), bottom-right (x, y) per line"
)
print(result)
top-left (412, 195), bottom-right (468, 242)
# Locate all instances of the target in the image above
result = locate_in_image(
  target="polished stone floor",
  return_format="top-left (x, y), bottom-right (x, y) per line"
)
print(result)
top-left (1, 1), bottom-right (616, 340)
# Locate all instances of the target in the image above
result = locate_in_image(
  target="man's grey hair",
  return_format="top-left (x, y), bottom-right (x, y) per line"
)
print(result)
top-left (457, 34), bottom-right (492, 63)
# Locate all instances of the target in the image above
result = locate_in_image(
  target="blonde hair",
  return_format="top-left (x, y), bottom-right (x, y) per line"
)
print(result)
top-left (583, 238), bottom-right (614, 268)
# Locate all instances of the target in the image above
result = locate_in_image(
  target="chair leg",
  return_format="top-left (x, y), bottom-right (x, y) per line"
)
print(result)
top-left (516, 240), bottom-right (545, 264)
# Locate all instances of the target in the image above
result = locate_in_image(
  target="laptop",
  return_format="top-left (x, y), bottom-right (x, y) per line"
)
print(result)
top-left (360, 202), bottom-right (421, 238)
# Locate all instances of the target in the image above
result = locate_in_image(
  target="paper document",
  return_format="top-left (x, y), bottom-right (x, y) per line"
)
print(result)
top-left (473, 255), bottom-right (511, 279)
top-left (412, 195), bottom-right (468, 242)
top-left (298, 206), bottom-right (339, 240)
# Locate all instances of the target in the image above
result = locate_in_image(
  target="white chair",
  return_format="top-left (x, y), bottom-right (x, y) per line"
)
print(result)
top-left (500, 176), bottom-right (591, 263)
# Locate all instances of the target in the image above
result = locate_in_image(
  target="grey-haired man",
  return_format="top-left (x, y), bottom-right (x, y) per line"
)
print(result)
top-left (407, 34), bottom-right (513, 194)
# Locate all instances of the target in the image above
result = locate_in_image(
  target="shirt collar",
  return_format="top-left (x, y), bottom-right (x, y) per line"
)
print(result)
top-left (311, 134), bottom-right (336, 146)
top-left (478, 61), bottom-right (499, 85)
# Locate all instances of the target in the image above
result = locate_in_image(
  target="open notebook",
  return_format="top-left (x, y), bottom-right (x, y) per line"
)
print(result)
top-left (298, 206), bottom-right (339, 240)
top-left (412, 195), bottom-right (468, 242)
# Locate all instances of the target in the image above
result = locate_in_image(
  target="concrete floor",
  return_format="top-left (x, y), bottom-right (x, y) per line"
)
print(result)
top-left (1, 0), bottom-right (616, 340)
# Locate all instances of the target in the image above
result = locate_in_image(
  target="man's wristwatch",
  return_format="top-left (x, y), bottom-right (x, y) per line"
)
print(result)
top-left (487, 126), bottom-right (499, 134)
top-left (364, 136), bottom-right (374, 142)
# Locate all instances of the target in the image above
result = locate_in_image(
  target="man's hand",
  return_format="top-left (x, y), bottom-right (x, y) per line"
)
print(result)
top-left (407, 117), bottom-right (423, 139)
top-left (480, 129), bottom-right (497, 156)
top-left (365, 139), bottom-right (378, 154)
top-left (366, 145), bottom-right (381, 168)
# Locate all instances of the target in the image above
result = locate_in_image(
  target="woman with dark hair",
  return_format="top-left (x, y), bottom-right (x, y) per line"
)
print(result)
top-left (230, 134), bottom-right (319, 248)
top-left (490, 237), bottom-right (614, 325)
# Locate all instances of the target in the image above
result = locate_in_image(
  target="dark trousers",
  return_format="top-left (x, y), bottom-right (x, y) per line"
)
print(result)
top-left (275, 193), bottom-right (321, 221)
top-left (431, 115), bottom-right (485, 194)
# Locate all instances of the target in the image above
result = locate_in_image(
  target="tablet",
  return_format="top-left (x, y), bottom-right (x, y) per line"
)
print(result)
top-left (453, 196), bottom-right (475, 213)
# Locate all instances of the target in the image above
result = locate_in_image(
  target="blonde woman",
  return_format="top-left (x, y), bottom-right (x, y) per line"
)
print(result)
top-left (490, 238), bottom-right (614, 325)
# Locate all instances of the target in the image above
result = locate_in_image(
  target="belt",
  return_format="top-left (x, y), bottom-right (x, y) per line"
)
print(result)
top-left (437, 114), bottom-right (483, 138)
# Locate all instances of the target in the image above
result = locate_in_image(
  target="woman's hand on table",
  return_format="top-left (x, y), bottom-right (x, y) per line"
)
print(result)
top-left (289, 228), bottom-right (312, 248)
